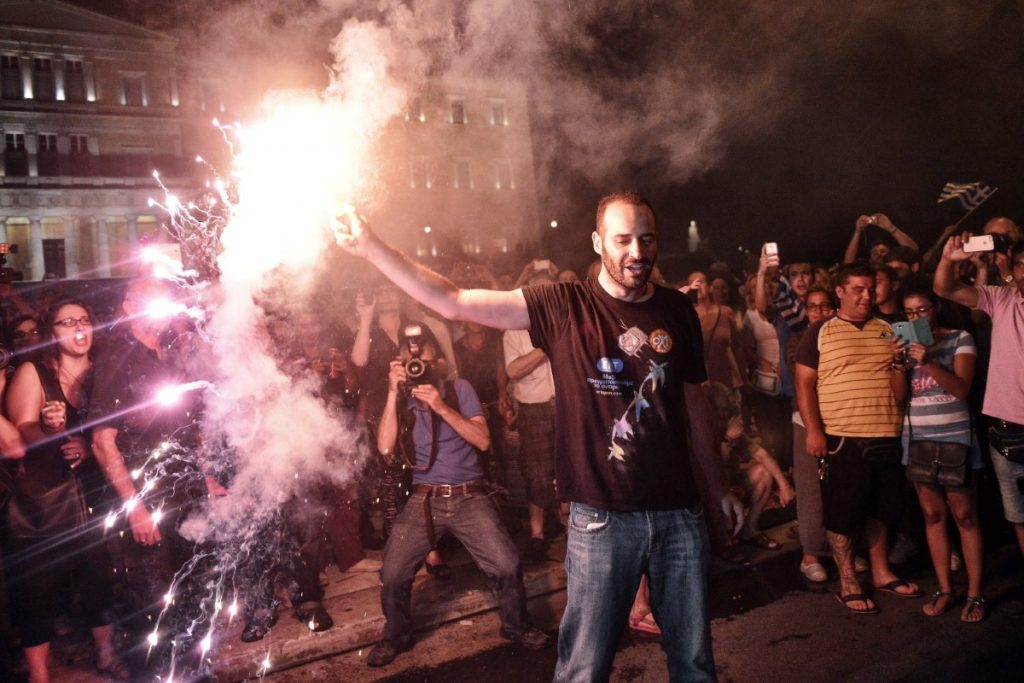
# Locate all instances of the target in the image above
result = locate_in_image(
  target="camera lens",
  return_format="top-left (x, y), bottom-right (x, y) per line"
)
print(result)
top-left (405, 358), bottom-right (426, 379)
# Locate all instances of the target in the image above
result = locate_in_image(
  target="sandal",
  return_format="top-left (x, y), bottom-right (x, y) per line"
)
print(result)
top-left (741, 533), bottom-right (781, 551)
top-left (874, 579), bottom-right (922, 599)
top-left (628, 611), bottom-right (661, 636)
top-left (835, 592), bottom-right (879, 615)
top-left (922, 591), bottom-right (955, 617)
top-left (961, 596), bottom-right (987, 623)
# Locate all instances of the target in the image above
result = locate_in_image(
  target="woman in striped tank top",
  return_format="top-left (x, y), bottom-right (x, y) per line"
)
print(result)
top-left (900, 283), bottom-right (985, 622)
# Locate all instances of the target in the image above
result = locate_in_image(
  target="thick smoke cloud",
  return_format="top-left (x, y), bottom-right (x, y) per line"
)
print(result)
top-left (168, 0), bottom-right (1002, 220)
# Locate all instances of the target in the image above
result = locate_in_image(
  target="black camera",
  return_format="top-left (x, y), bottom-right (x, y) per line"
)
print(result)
top-left (401, 324), bottom-right (435, 390)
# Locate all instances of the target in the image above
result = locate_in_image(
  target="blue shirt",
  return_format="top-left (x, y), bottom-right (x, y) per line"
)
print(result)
top-left (407, 378), bottom-right (484, 485)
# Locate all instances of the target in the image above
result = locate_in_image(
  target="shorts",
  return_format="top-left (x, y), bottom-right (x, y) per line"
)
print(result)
top-left (516, 401), bottom-right (557, 508)
top-left (990, 447), bottom-right (1024, 524)
top-left (820, 435), bottom-right (906, 537)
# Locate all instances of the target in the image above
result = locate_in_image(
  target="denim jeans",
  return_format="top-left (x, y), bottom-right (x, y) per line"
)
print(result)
top-left (380, 490), bottom-right (530, 646)
top-left (554, 502), bottom-right (713, 683)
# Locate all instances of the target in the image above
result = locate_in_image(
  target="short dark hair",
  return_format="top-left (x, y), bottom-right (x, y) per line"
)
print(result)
top-left (885, 245), bottom-right (920, 267)
top-left (1012, 239), bottom-right (1024, 260)
top-left (874, 263), bottom-right (900, 284)
top-left (833, 260), bottom-right (875, 288)
top-left (595, 192), bottom-right (656, 233)
top-left (900, 275), bottom-right (937, 303)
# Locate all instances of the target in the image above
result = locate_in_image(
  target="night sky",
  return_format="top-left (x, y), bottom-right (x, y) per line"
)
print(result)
top-left (70, 0), bottom-right (1024, 278)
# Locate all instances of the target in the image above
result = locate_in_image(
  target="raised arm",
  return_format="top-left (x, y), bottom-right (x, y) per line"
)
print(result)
top-left (333, 210), bottom-right (530, 330)
top-left (874, 213), bottom-right (918, 251)
top-left (933, 232), bottom-right (980, 309)
top-left (843, 216), bottom-right (871, 264)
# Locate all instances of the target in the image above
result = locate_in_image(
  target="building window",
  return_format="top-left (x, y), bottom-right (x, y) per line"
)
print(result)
top-left (449, 97), bottom-right (466, 125)
top-left (122, 74), bottom-right (146, 106)
top-left (42, 239), bottom-right (66, 279)
top-left (200, 81), bottom-right (224, 113)
top-left (37, 133), bottom-right (59, 176)
top-left (37, 133), bottom-right (57, 152)
top-left (69, 134), bottom-right (88, 153)
top-left (69, 134), bottom-right (91, 175)
top-left (410, 157), bottom-right (431, 189)
top-left (489, 99), bottom-right (507, 126)
top-left (64, 60), bottom-right (85, 102)
top-left (453, 158), bottom-right (472, 189)
top-left (1, 56), bottom-right (22, 99)
top-left (406, 96), bottom-right (424, 122)
top-left (4, 133), bottom-right (28, 176)
top-left (32, 58), bottom-right (55, 101)
top-left (495, 159), bottom-right (514, 190)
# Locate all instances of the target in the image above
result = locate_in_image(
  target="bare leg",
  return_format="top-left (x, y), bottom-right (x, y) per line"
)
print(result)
top-left (867, 517), bottom-right (920, 594)
top-left (947, 488), bottom-right (984, 600)
top-left (529, 503), bottom-right (545, 539)
top-left (741, 466), bottom-right (772, 539)
top-left (827, 530), bottom-right (874, 611)
top-left (24, 642), bottom-right (50, 683)
top-left (915, 483), bottom-right (955, 615)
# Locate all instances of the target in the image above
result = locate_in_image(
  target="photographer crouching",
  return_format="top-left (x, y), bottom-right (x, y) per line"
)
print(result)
top-left (366, 326), bottom-right (550, 667)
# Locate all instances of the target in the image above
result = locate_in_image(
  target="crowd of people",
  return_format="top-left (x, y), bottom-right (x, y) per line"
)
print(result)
top-left (0, 195), bottom-right (1021, 681)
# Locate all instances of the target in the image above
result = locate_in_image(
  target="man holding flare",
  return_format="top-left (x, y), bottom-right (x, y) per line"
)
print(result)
top-left (332, 193), bottom-right (743, 682)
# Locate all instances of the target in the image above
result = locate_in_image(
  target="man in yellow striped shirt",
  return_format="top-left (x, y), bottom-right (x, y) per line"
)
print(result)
top-left (795, 261), bottom-right (919, 614)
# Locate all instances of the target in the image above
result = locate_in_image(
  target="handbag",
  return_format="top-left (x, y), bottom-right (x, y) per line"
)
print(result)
top-left (752, 369), bottom-right (781, 396)
top-left (989, 419), bottom-right (1024, 464)
top-left (5, 361), bottom-right (88, 538)
top-left (906, 440), bottom-right (968, 487)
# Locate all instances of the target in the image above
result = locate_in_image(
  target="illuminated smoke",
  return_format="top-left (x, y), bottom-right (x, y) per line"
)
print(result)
top-left (141, 17), bottom-right (404, 678)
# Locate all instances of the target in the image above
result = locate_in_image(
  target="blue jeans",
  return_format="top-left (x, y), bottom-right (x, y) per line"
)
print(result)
top-left (380, 490), bottom-right (529, 646)
top-left (554, 502), bottom-right (713, 683)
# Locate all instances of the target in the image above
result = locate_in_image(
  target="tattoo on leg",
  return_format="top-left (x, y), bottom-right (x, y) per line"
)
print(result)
top-left (828, 531), bottom-right (858, 588)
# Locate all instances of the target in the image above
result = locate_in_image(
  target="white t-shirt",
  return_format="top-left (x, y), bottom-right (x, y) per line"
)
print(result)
top-left (503, 328), bottom-right (555, 404)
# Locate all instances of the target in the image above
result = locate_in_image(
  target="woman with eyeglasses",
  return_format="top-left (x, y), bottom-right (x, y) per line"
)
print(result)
top-left (3, 298), bottom-right (127, 681)
top-left (898, 282), bottom-right (985, 622)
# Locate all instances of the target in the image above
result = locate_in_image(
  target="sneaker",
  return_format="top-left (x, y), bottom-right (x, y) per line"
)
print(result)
top-left (854, 556), bottom-right (870, 573)
top-left (950, 551), bottom-right (963, 572)
top-left (500, 627), bottom-right (552, 650)
top-left (366, 639), bottom-right (412, 667)
top-left (887, 534), bottom-right (918, 565)
top-left (799, 561), bottom-right (828, 583)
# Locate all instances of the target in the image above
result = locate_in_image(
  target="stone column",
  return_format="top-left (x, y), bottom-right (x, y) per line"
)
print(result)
top-left (127, 215), bottom-right (139, 252)
top-left (29, 217), bottom-right (44, 280)
top-left (83, 61), bottom-right (97, 102)
top-left (64, 216), bottom-right (80, 279)
top-left (26, 132), bottom-right (38, 177)
top-left (54, 58), bottom-right (66, 101)
top-left (0, 217), bottom-right (7, 243)
top-left (94, 217), bottom-right (112, 278)
top-left (20, 57), bottom-right (33, 99)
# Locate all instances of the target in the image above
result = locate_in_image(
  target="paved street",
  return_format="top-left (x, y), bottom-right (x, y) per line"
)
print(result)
top-left (264, 525), bottom-right (1024, 683)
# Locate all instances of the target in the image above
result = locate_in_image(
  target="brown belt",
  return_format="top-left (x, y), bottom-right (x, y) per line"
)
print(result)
top-left (413, 481), bottom-right (486, 497)
top-left (414, 481), bottom-right (486, 544)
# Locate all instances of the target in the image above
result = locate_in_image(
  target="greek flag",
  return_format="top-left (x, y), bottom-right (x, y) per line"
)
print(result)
top-left (937, 182), bottom-right (996, 210)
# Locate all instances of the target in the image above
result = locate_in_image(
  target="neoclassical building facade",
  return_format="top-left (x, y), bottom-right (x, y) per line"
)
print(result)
top-left (0, 0), bottom-right (216, 281)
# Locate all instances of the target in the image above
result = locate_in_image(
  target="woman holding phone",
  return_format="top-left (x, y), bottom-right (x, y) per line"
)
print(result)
top-left (898, 281), bottom-right (985, 622)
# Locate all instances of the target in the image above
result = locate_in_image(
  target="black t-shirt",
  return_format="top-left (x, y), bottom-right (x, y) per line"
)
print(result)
top-left (90, 329), bottom-right (198, 463)
top-left (522, 278), bottom-right (707, 511)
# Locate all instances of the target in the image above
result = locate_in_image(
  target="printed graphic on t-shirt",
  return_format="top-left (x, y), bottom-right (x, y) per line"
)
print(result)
top-left (603, 321), bottom-right (672, 462)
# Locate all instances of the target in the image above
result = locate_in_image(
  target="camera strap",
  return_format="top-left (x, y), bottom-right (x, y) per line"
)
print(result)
top-left (398, 380), bottom-right (461, 471)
